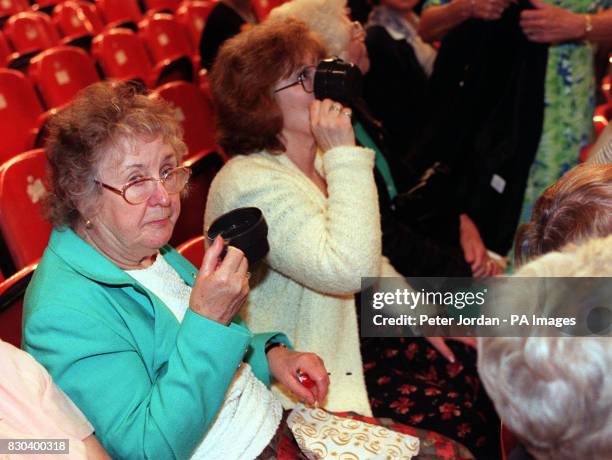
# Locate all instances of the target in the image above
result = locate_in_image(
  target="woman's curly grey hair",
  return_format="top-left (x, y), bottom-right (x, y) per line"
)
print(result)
top-left (44, 81), bottom-right (187, 228)
top-left (268, 0), bottom-right (351, 60)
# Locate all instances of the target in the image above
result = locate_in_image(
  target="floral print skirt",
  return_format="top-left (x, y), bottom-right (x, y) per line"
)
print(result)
top-left (361, 337), bottom-right (501, 459)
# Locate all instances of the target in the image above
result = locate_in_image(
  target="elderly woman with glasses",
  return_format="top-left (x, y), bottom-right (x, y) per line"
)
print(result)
top-left (22, 81), bottom-right (328, 460)
top-left (205, 17), bottom-right (409, 417)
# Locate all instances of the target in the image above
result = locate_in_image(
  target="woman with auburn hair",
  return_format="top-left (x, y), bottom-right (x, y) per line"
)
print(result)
top-left (514, 163), bottom-right (612, 266)
top-left (205, 17), bottom-right (405, 417)
top-left (268, 2), bottom-right (502, 457)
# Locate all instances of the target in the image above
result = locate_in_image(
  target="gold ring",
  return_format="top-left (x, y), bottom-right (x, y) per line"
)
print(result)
top-left (331, 103), bottom-right (341, 112)
top-left (342, 110), bottom-right (352, 117)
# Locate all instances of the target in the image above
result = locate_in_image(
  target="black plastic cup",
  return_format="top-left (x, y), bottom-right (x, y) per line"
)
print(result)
top-left (313, 57), bottom-right (363, 106)
top-left (205, 207), bottom-right (269, 265)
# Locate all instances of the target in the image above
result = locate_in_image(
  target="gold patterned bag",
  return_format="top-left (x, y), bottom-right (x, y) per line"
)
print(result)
top-left (287, 403), bottom-right (420, 459)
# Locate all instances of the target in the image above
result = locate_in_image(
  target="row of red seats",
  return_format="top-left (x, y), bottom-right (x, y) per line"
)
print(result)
top-left (0, 6), bottom-right (222, 164)
top-left (0, 59), bottom-right (218, 163)
top-left (0, 0), bottom-right (284, 67)
top-left (0, 0), bottom-right (283, 23)
top-left (0, 2), bottom-right (213, 70)
top-left (0, 0), bottom-right (288, 163)
top-left (1, 0), bottom-right (209, 24)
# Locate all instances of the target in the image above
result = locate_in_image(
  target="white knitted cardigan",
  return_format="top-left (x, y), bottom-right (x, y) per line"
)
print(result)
top-left (205, 145), bottom-right (402, 416)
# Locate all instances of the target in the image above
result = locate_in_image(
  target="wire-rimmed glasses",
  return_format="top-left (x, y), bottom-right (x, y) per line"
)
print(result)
top-left (95, 166), bottom-right (191, 205)
top-left (274, 65), bottom-right (316, 94)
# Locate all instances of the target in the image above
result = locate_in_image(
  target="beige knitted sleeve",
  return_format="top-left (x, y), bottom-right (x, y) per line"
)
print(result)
top-left (205, 146), bottom-right (382, 295)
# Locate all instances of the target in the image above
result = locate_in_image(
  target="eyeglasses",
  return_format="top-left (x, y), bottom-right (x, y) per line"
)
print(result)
top-left (95, 166), bottom-right (191, 205)
top-left (274, 65), bottom-right (316, 94)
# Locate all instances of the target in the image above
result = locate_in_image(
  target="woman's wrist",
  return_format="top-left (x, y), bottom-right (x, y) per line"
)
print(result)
top-left (583, 13), bottom-right (593, 40)
top-left (265, 341), bottom-right (286, 356)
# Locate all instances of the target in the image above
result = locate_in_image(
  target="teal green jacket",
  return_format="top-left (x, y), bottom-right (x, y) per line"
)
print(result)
top-left (23, 228), bottom-right (289, 460)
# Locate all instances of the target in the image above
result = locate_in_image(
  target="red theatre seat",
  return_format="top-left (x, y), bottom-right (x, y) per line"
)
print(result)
top-left (95, 0), bottom-right (142, 29)
top-left (0, 69), bottom-right (46, 164)
top-left (32, 0), bottom-right (63, 13)
top-left (175, 0), bottom-right (215, 50)
top-left (0, 0), bottom-right (29, 22)
top-left (52, 1), bottom-right (104, 47)
top-left (0, 149), bottom-right (52, 270)
top-left (169, 149), bottom-right (225, 247)
top-left (92, 28), bottom-right (157, 87)
top-left (4, 11), bottom-right (61, 65)
top-left (152, 81), bottom-right (217, 159)
top-left (28, 45), bottom-right (100, 109)
top-left (0, 31), bottom-right (13, 66)
top-left (0, 263), bottom-right (36, 347)
top-left (138, 12), bottom-right (197, 83)
top-left (144, 0), bottom-right (182, 13)
top-left (176, 235), bottom-right (205, 267)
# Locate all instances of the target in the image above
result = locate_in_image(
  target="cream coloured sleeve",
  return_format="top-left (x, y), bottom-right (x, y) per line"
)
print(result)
top-left (205, 146), bottom-right (382, 295)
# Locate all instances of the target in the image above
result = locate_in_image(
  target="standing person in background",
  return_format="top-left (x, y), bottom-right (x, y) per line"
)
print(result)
top-left (419, 0), bottom-right (612, 254)
top-left (363, 0), bottom-right (437, 157)
top-left (199, 0), bottom-right (258, 70)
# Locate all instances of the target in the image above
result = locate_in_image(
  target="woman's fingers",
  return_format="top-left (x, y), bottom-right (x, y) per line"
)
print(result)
top-left (236, 255), bottom-right (248, 278)
top-left (311, 98), bottom-right (355, 152)
top-left (297, 355), bottom-right (329, 404)
top-left (189, 241), bottom-right (249, 324)
top-left (309, 99), bottom-right (322, 128)
top-left (217, 246), bottom-right (246, 275)
top-left (472, 261), bottom-right (488, 278)
top-left (268, 349), bottom-right (329, 406)
top-left (426, 337), bottom-right (456, 363)
top-left (200, 235), bottom-right (224, 277)
top-left (287, 376), bottom-right (317, 405)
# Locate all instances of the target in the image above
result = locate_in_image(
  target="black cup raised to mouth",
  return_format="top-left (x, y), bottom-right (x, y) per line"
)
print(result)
top-left (205, 207), bottom-right (269, 265)
top-left (313, 57), bottom-right (363, 106)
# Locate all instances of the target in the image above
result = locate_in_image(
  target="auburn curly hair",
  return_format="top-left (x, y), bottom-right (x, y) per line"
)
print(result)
top-left (210, 17), bottom-right (325, 156)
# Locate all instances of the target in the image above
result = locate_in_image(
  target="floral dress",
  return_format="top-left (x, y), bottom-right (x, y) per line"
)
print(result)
top-left (518, 0), bottom-right (610, 224)
top-left (422, 0), bottom-right (609, 251)
top-left (360, 337), bottom-right (500, 459)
